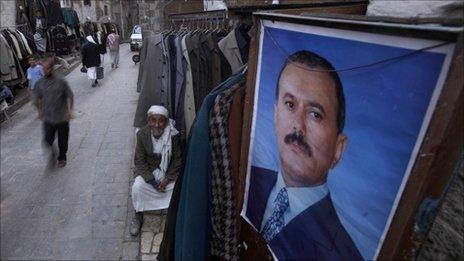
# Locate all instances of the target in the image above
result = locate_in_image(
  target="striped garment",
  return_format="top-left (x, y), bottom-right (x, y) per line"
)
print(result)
top-left (107, 33), bottom-right (117, 49)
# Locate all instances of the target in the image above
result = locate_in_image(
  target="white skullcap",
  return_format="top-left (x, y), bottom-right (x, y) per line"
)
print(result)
top-left (147, 105), bottom-right (168, 118)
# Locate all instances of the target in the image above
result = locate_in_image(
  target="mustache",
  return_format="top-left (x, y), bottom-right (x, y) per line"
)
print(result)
top-left (284, 131), bottom-right (312, 157)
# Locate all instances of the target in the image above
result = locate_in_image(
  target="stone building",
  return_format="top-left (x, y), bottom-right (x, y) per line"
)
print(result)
top-left (111, 0), bottom-right (139, 40)
top-left (63, 0), bottom-right (112, 23)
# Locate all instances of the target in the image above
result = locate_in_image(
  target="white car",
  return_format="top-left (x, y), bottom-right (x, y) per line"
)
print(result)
top-left (130, 25), bottom-right (142, 51)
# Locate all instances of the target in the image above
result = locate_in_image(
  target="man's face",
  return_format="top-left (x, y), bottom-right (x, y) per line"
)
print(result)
top-left (274, 63), bottom-right (347, 187)
top-left (148, 114), bottom-right (167, 138)
top-left (29, 59), bottom-right (37, 67)
top-left (42, 60), bottom-right (53, 77)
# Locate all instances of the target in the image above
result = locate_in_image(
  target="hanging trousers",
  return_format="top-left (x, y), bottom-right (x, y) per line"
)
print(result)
top-left (43, 121), bottom-right (69, 161)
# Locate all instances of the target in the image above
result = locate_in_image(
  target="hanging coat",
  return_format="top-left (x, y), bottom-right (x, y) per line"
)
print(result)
top-left (133, 33), bottom-right (169, 128)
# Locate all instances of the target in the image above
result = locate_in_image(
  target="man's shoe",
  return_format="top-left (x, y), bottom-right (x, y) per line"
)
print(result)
top-left (57, 160), bottom-right (66, 168)
top-left (130, 213), bottom-right (143, 236)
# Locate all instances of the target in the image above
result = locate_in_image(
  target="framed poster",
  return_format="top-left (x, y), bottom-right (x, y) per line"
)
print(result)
top-left (240, 13), bottom-right (462, 260)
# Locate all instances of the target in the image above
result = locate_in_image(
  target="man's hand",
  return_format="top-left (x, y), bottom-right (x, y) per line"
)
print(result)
top-left (157, 178), bottom-right (169, 192)
top-left (66, 110), bottom-right (73, 121)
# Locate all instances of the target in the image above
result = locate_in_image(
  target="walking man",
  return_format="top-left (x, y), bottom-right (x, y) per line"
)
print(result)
top-left (107, 28), bottom-right (120, 69)
top-left (81, 32), bottom-right (102, 87)
top-left (35, 57), bottom-right (74, 168)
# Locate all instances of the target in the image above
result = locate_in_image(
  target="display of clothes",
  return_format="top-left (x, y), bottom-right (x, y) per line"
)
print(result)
top-left (16, 8), bottom-right (34, 37)
top-left (15, 1), bottom-right (82, 54)
top-left (61, 8), bottom-right (80, 49)
top-left (133, 21), bottom-right (252, 261)
top-left (218, 23), bottom-right (251, 73)
top-left (157, 67), bottom-right (248, 261)
top-left (134, 25), bottom-right (251, 143)
top-left (49, 25), bottom-right (70, 55)
top-left (25, 0), bottom-right (47, 32)
top-left (46, 1), bottom-right (65, 27)
top-left (62, 9), bottom-right (80, 29)
top-left (0, 28), bottom-right (33, 85)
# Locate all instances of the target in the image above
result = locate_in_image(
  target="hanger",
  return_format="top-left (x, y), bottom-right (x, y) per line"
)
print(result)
top-left (193, 19), bottom-right (201, 34)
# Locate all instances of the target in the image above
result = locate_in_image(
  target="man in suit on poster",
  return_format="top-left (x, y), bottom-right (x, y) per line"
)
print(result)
top-left (246, 50), bottom-right (363, 260)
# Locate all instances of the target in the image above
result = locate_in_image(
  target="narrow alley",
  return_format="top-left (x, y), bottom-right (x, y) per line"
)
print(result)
top-left (1, 44), bottom-right (140, 260)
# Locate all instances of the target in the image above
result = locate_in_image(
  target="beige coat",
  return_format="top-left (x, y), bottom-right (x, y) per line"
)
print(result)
top-left (218, 29), bottom-right (244, 74)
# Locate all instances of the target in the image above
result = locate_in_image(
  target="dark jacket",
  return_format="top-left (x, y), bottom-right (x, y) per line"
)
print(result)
top-left (246, 166), bottom-right (363, 261)
top-left (134, 125), bottom-right (183, 183)
top-left (99, 33), bottom-right (107, 54)
top-left (81, 40), bottom-right (101, 68)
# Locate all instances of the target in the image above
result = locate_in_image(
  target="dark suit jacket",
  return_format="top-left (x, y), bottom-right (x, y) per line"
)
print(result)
top-left (134, 125), bottom-right (183, 183)
top-left (246, 166), bottom-right (363, 260)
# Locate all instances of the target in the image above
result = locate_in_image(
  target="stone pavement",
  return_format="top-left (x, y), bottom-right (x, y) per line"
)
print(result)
top-left (1, 44), bottom-right (140, 260)
top-left (139, 210), bottom-right (166, 261)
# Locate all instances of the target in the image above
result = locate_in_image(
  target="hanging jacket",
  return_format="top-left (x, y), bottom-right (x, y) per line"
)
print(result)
top-left (0, 35), bottom-right (16, 77)
top-left (46, 2), bottom-right (64, 26)
top-left (174, 69), bottom-right (247, 261)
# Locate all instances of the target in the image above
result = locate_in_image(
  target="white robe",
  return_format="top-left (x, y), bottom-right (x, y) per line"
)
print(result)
top-left (85, 35), bottom-right (98, 80)
top-left (132, 176), bottom-right (175, 211)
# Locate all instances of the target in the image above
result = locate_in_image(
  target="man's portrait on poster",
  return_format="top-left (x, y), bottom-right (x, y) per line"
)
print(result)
top-left (246, 50), bottom-right (363, 260)
top-left (243, 22), bottom-right (453, 261)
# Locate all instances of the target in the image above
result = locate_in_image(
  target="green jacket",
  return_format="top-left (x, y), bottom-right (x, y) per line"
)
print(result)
top-left (134, 125), bottom-right (183, 182)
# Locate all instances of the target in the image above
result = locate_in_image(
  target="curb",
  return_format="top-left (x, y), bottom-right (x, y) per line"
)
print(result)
top-left (0, 90), bottom-right (30, 122)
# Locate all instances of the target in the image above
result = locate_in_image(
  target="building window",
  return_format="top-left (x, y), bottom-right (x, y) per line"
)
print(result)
top-left (84, 0), bottom-right (91, 6)
top-left (104, 5), bottom-right (108, 16)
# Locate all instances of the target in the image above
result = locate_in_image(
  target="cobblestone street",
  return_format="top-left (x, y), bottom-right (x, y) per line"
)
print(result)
top-left (1, 44), bottom-right (143, 260)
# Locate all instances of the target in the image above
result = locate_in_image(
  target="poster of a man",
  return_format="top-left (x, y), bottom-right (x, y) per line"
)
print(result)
top-left (246, 50), bottom-right (362, 260)
top-left (242, 20), bottom-right (455, 260)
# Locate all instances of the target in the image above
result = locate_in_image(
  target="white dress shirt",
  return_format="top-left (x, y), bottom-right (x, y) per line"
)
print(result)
top-left (260, 170), bottom-right (329, 231)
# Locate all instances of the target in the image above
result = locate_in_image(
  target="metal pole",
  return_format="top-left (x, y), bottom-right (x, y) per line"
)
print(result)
top-left (120, 0), bottom-right (125, 39)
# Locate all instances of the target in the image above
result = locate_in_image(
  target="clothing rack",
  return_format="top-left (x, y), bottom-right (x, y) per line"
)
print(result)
top-left (169, 9), bottom-right (227, 24)
top-left (168, 10), bottom-right (229, 31)
top-left (0, 23), bottom-right (29, 30)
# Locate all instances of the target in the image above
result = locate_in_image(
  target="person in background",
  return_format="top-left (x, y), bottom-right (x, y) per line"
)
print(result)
top-left (26, 54), bottom-right (43, 107)
top-left (33, 10), bottom-right (47, 53)
top-left (81, 32), bottom-right (102, 87)
top-left (35, 57), bottom-right (74, 168)
top-left (130, 105), bottom-right (183, 236)
top-left (0, 80), bottom-right (15, 106)
top-left (96, 29), bottom-right (107, 66)
top-left (83, 17), bottom-right (93, 36)
top-left (34, 10), bottom-right (46, 33)
top-left (107, 28), bottom-right (120, 69)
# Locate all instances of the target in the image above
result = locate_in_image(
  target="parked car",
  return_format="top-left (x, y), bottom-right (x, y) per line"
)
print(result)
top-left (130, 25), bottom-right (142, 51)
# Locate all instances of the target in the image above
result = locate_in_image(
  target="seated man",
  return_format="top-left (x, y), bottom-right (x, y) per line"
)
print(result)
top-left (130, 105), bottom-right (183, 236)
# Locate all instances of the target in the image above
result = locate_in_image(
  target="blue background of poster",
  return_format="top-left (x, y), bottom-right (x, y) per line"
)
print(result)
top-left (250, 26), bottom-right (446, 259)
